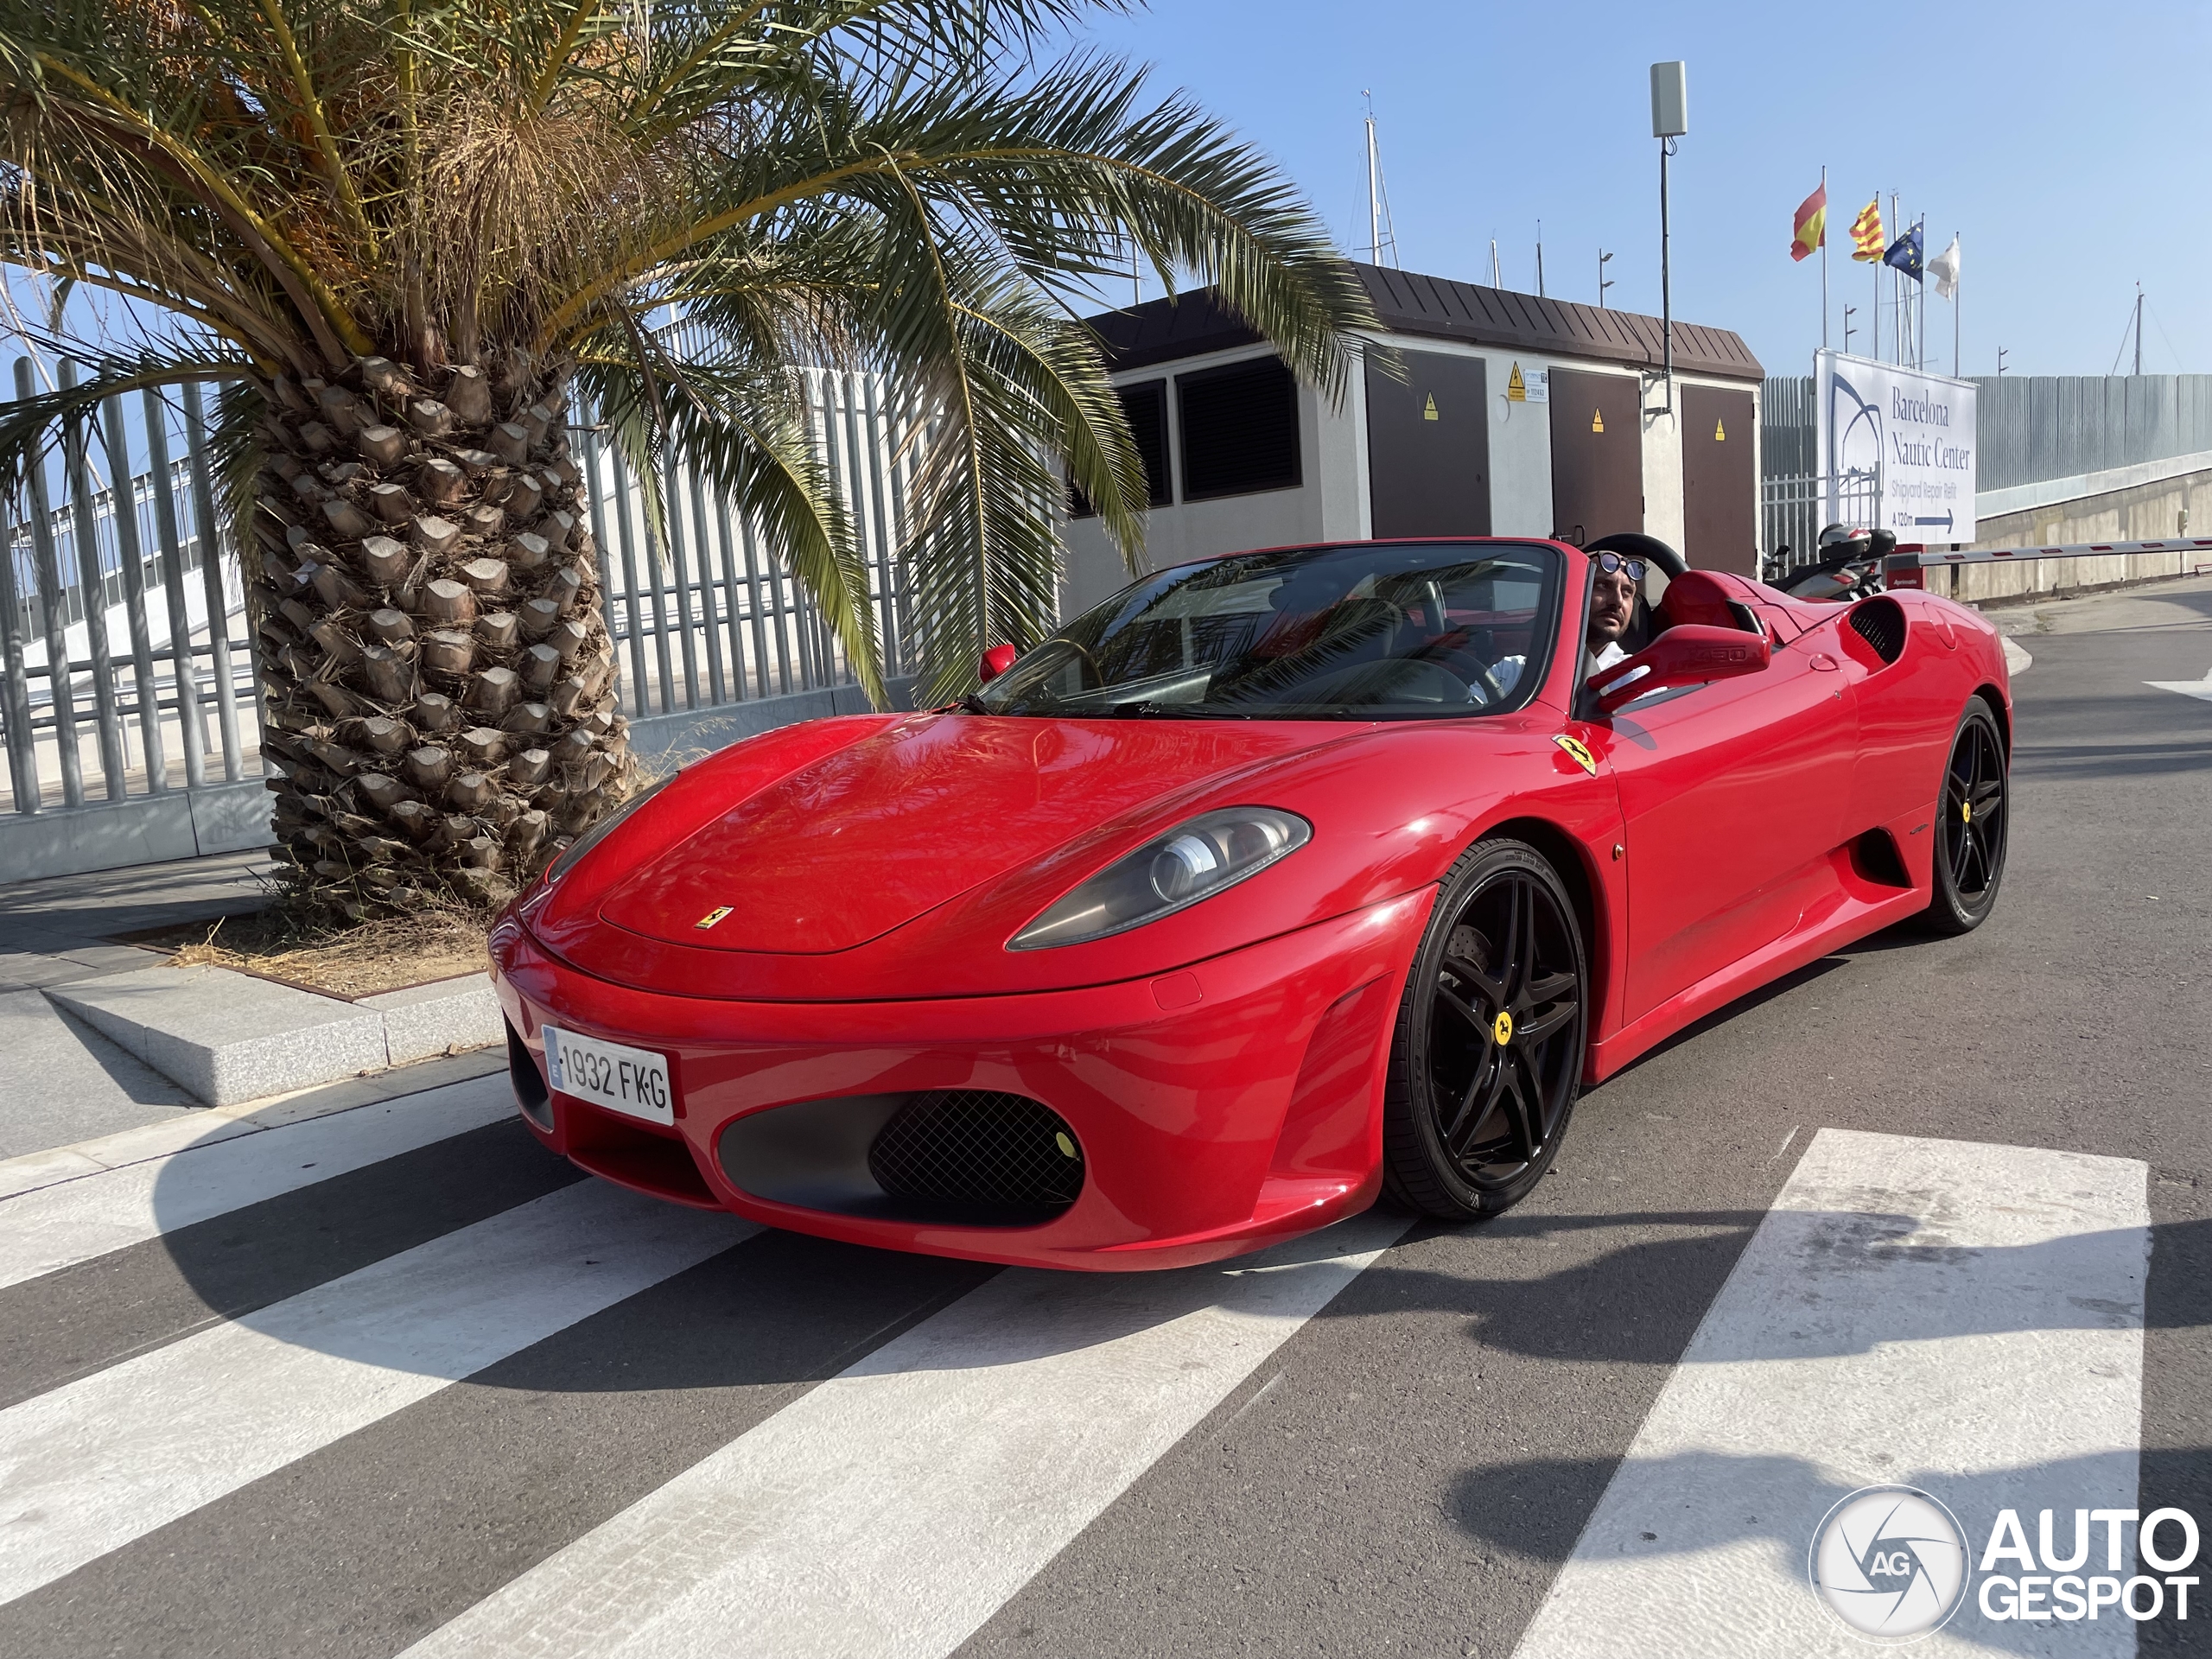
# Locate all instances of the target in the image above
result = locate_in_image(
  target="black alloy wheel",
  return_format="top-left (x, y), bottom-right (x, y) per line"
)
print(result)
top-left (1382, 838), bottom-right (1588, 1219)
top-left (1923, 697), bottom-right (2009, 935)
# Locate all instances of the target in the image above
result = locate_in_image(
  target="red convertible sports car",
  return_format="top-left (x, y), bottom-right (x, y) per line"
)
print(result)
top-left (489, 536), bottom-right (2011, 1270)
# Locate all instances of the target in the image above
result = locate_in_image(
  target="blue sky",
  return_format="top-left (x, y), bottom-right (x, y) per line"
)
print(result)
top-left (1071, 0), bottom-right (2210, 379)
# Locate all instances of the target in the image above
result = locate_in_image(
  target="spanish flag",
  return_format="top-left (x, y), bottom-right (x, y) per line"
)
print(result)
top-left (1790, 182), bottom-right (1827, 263)
top-left (1849, 198), bottom-right (1885, 262)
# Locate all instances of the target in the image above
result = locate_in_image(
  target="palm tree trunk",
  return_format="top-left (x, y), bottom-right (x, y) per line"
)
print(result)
top-left (248, 356), bottom-right (632, 916)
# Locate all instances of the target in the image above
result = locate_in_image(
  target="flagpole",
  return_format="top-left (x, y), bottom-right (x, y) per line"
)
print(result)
top-left (1917, 217), bottom-right (1927, 372)
top-left (1889, 192), bottom-right (1900, 365)
top-left (1953, 232), bottom-right (1961, 378)
top-left (1820, 165), bottom-right (1829, 352)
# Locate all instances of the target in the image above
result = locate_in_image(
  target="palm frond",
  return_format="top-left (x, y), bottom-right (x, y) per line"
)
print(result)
top-left (0, 336), bottom-right (258, 512)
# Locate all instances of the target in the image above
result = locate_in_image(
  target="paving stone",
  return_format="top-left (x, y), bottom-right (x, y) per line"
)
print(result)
top-left (48, 966), bottom-right (388, 1109)
top-left (359, 973), bottom-right (501, 1066)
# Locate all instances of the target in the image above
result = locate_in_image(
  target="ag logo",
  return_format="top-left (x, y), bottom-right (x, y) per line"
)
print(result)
top-left (1553, 734), bottom-right (1598, 775)
top-left (1809, 1485), bottom-right (1971, 1642)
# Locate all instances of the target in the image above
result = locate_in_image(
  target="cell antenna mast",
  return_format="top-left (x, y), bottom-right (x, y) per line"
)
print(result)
top-left (1649, 60), bottom-right (1688, 416)
top-left (1360, 92), bottom-right (1399, 267)
top-left (1535, 220), bottom-right (1546, 297)
top-left (2135, 283), bottom-right (2144, 376)
top-left (1491, 238), bottom-right (1502, 287)
top-left (1598, 249), bottom-right (1615, 308)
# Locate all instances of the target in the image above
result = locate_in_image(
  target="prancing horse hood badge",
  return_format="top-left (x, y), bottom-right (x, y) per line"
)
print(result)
top-left (695, 906), bottom-right (734, 930)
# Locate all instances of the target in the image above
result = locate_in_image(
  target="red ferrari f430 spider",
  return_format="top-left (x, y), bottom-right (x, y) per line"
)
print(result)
top-left (490, 537), bottom-right (2011, 1269)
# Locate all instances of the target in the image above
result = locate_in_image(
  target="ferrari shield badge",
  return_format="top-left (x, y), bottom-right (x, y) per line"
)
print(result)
top-left (1553, 734), bottom-right (1598, 775)
top-left (695, 906), bottom-right (734, 931)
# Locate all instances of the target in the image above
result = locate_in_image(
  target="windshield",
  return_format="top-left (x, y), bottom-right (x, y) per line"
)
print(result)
top-left (977, 541), bottom-right (1564, 720)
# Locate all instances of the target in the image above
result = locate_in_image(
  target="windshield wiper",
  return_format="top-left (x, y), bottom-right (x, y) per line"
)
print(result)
top-left (957, 693), bottom-right (993, 715)
top-left (1112, 699), bottom-right (1220, 718)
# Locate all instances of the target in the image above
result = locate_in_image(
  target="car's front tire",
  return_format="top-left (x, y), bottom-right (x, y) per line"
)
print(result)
top-left (1381, 837), bottom-right (1588, 1220)
top-left (1920, 696), bottom-right (2009, 936)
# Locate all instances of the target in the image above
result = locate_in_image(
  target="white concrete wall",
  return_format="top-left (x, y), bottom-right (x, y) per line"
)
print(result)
top-left (1641, 398), bottom-right (1682, 547)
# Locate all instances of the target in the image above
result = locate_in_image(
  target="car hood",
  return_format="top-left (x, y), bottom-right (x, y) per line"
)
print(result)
top-left (594, 715), bottom-right (1338, 954)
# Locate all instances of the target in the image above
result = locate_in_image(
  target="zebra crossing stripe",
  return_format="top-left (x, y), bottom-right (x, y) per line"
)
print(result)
top-left (1511, 1129), bottom-right (2149, 1658)
top-left (0, 1180), bottom-right (754, 1606)
top-left (0, 1075), bottom-right (514, 1291)
top-left (400, 1209), bottom-right (1411, 1659)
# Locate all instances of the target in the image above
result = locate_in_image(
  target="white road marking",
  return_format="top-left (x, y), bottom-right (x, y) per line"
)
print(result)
top-left (1513, 1128), bottom-right (2148, 1658)
top-left (2145, 665), bottom-right (2212, 702)
top-left (0, 1180), bottom-right (753, 1605)
top-left (401, 1209), bottom-right (1409, 1659)
top-left (0, 1074), bottom-right (515, 1290)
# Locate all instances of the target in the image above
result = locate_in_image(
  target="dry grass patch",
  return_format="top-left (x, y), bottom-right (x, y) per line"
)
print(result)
top-left (136, 906), bottom-right (493, 999)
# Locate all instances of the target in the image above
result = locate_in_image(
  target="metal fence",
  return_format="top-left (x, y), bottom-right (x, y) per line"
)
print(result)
top-left (578, 369), bottom-right (931, 720)
top-left (1759, 468), bottom-right (1880, 576)
top-left (0, 357), bottom-right (925, 826)
top-left (1762, 373), bottom-right (2212, 492)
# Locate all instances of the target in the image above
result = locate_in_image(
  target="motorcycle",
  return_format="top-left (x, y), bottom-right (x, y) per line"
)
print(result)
top-left (1764, 524), bottom-right (1895, 602)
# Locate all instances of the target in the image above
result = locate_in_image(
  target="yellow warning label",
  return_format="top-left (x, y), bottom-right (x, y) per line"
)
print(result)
top-left (1715, 418), bottom-right (1726, 442)
top-left (1507, 364), bottom-right (1528, 402)
top-left (1554, 734), bottom-right (1599, 775)
top-left (1592, 408), bottom-right (1605, 435)
top-left (1423, 392), bottom-right (1439, 421)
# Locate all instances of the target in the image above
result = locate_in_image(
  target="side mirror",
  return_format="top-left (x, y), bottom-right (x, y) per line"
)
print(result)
top-left (1586, 624), bottom-right (1770, 715)
top-left (979, 643), bottom-right (1018, 683)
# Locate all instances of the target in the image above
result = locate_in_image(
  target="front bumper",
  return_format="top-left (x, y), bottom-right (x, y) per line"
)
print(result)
top-left (489, 890), bottom-right (1432, 1270)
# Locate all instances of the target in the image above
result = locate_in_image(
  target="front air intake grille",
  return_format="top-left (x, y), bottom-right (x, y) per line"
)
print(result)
top-left (867, 1090), bottom-right (1084, 1214)
top-left (1848, 597), bottom-right (1907, 664)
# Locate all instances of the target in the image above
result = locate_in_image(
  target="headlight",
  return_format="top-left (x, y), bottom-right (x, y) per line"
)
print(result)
top-left (1009, 807), bottom-right (1311, 950)
top-left (544, 775), bottom-right (673, 885)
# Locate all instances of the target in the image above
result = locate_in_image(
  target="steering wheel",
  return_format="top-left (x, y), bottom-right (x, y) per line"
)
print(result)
top-left (1586, 532), bottom-right (1688, 579)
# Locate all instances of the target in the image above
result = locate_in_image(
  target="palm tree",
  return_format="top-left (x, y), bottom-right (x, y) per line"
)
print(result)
top-left (0, 0), bottom-right (1372, 915)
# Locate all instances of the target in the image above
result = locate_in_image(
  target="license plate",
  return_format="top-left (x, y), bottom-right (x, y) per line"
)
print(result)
top-left (542, 1026), bottom-right (674, 1126)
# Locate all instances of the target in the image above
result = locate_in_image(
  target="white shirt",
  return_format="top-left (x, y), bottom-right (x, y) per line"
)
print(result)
top-left (1486, 639), bottom-right (1627, 703)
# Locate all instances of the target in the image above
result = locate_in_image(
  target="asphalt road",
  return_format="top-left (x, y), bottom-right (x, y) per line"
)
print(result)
top-left (1, 576), bottom-right (2207, 1659)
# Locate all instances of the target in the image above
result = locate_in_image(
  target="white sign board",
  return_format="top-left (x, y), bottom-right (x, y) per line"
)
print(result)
top-left (1815, 351), bottom-right (1977, 543)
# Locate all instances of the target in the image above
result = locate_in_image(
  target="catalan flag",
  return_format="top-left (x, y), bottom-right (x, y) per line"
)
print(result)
top-left (1790, 182), bottom-right (1827, 263)
top-left (1849, 198), bottom-right (1885, 262)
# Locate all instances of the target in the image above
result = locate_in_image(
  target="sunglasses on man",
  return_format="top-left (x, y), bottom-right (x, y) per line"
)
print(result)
top-left (1590, 551), bottom-right (1646, 582)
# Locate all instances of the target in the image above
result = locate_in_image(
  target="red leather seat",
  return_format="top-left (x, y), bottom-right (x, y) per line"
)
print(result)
top-left (1653, 569), bottom-right (1751, 634)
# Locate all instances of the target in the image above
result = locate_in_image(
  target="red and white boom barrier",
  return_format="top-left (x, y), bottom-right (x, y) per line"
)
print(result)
top-left (1884, 537), bottom-right (2212, 588)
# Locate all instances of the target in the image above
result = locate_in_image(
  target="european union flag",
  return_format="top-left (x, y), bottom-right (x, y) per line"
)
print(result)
top-left (1883, 225), bottom-right (1925, 282)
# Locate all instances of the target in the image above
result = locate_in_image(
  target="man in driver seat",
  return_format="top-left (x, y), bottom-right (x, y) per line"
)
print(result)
top-left (1585, 550), bottom-right (1640, 676)
top-left (1491, 549), bottom-right (1641, 698)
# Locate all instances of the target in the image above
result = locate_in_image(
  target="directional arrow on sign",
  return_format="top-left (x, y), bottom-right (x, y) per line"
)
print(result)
top-left (1913, 511), bottom-right (1955, 531)
top-left (2145, 666), bottom-right (2212, 702)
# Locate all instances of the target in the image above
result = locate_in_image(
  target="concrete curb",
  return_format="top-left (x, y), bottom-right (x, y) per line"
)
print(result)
top-left (362, 975), bottom-right (503, 1066)
top-left (0, 1046), bottom-right (508, 1204)
top-left (48, 965), bottom-right (503, 1109)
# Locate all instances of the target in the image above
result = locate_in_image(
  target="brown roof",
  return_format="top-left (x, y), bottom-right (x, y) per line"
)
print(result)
top-left (1088, 264), bottom-right (1763, 383)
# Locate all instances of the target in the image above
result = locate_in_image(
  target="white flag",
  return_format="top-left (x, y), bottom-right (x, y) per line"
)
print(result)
top-left (1929, 234), bottom-right (1961, 300)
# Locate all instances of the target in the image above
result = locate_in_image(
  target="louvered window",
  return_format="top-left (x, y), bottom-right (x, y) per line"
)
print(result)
top-left (1177, 358), bottom-right (1301, 501)
top-left (1069, 379), bottom-right (1171, 517)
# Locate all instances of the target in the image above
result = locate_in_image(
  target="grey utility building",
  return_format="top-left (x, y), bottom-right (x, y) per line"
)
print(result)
top-left (1060, 265), bottom-right (1765, 615)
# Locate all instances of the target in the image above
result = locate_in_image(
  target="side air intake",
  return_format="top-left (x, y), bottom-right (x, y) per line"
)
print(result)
top-left (1848, 597), bottom-right (1907, 664)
